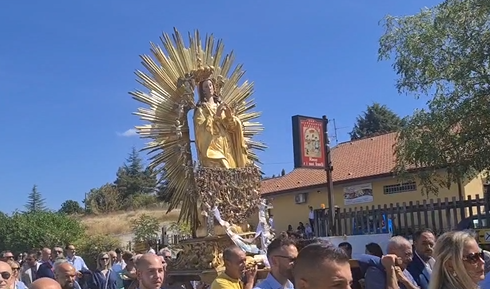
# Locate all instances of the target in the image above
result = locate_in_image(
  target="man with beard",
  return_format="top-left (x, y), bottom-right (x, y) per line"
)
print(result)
top-left (135, 253), bottom-right (164, 289)
top-left (54, 262), bottom-right (81, 289)
top-left (0, 261), bottom-right (13, 289)
top-left (30, 278), bottom-right (62, 289)
top-left (293, 243), bottom-right (352, 289)
top-left (407, 229), bottom-right (436, 289)
top-left (254, 237), bottom-right (297, 289)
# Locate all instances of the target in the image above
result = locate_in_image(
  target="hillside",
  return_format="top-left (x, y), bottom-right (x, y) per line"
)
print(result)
top-left (80, 208), bottom-right (180, 238)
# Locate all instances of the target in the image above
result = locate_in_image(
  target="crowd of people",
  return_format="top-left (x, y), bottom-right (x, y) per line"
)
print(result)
top-left (0, 229), bottom-right (487, 289)
top-left (0, 245), bottom-right (171, 289)
top-left (249, 229), bottom-right (487, 289)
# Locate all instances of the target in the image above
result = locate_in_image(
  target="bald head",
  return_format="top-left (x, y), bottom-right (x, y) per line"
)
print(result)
top-left (136, 253), bottom-right (164, 289)
top-left (135, 253), bottom-right (162, 270)
top-left (53, 262), bottom-right (76, 288)
top-left (29, 278), bottom-right (62, 289)
top-left (0, 261), bottom-right (11, 273)
top-left (55, 262), bottom-right (75, 274)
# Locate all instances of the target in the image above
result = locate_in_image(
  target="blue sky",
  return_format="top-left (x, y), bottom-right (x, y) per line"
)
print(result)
top-left (0, 0), bottom-right (441, 213)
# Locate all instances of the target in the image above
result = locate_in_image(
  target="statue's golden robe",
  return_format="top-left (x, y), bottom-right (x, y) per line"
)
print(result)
top-left (193, 103), bottom-right (248, 169)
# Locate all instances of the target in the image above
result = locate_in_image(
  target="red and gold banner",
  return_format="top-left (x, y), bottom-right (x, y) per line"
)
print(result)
top-left (292, 116), bottom-right (326, 169)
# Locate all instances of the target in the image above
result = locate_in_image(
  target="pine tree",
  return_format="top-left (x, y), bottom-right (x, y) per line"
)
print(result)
top-left (349, 103), bottom-right (404, 140)
top-left (280, 169), bottom-right (286, 176)
top-left (25, 185), bottom-right (47, 212)
top-left (155, 168), bottom-right (175, 203)
top-left (115, 147), bottom-right (157, 199)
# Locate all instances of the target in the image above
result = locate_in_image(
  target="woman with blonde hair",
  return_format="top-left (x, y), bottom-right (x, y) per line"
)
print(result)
top-left (89, 252), bottom-right (118, 289)
top-left (429, 231), bottom-right (484, 289)
top-left (6, 260), bottom-right (27, 289)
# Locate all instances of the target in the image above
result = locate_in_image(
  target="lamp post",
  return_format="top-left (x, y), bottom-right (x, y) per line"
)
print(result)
top-left (322, 115), bottom-right (335, 236)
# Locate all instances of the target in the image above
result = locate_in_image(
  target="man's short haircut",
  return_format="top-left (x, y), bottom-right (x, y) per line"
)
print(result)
top-left (223, 246), bottom-right (241, 262)
top-left (413, 229), bottom-right (435, 242)
top-left (338, 242), bottom-right (352, 251)
top-left (296, 238), bottom-right (332, 251)
top-left (293, 243), bottom-right (349, 280)
top-left (387, 236), bottom-right (411, 252)
top-left (115, 248), bottom-right (122, 254)
top-left (266, 237), bottom-right (296, 258)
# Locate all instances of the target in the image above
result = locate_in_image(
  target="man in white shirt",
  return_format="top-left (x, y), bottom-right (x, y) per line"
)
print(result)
top-left (308, 206), bottom-right (315, 233)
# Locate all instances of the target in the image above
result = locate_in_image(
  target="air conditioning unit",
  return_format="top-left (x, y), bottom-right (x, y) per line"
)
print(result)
top-left (295, 193), bottom-right (307, 204)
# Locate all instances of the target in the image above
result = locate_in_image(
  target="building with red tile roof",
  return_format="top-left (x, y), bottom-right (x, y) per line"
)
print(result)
top-left (260, 132), bottom-right (484, 233)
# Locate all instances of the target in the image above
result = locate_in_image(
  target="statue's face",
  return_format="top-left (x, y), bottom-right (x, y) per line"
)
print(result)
top-left (202, 79), bottom-right (214, 98)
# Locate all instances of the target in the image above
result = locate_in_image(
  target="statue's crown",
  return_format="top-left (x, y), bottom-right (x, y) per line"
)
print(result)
top-left (191, 55), bottom-right (225, 95)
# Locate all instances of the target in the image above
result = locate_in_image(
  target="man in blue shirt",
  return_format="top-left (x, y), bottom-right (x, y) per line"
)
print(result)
top-left (254, 237), bottom-right (297, 289)
top-left (64, 245), bottom-right (89, 273)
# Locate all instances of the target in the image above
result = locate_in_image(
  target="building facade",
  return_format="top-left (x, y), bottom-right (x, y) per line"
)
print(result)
top-left (260, 132), bottom-right (485, 233)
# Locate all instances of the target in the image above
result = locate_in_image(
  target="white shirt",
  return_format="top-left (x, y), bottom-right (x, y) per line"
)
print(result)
top-left (414, 251), bottom-right (435, 274)
top-left (308, 211), bottom-right (314, 219)
top-left (305, 226), bottom-right (313, 234)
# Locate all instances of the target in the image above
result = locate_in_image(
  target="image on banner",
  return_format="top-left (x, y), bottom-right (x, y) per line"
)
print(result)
top-left (343, 183), bottom-right (374, 205)
top-left (299, 118), bottom-right (325, 167)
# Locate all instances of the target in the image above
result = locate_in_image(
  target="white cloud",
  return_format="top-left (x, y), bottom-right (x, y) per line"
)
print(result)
top-left (118, 128), bottom-right (138, 137)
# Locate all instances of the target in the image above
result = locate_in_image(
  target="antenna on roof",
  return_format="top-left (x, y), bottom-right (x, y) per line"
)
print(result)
top-left (329, 119), bottom-right (349, 145)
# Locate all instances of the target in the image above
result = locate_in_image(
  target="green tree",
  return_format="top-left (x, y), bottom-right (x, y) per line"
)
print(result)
top-left (115, 147), bottom-right (157, 199)
top-left (378, 0), bottom-right (490, 195)
top-left (349, 103), bottom-right (404, 140)
top-left (59, 200), bottom-right (84, 215)
top-left (3, 211), bottom-right (85, 253)
top-left (25, 185), bottom-right (47, 212)
top-left (131, 214), bottom-right (160, 243)
top-left (155, 169), bottom-right (175, 203)
top-left (0, 212), bottom-right (9, 251)
top-left (85, 184), bottom-right (121, 214)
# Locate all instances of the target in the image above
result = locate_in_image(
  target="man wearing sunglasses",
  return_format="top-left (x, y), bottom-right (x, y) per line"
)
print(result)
top-left (0, 252), bottom-right (14, 263)
top-left (254, 237), bottom-right (297, 289)
top-left (0, 261), bottom-right (13, 289)
top-left (37, 247), bottom-right (65, 279)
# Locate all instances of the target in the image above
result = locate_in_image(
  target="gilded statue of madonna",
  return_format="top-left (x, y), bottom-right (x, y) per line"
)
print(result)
top-left (193, 78), bottom-right (249, 169)
top-left (131, 28), bottom-right (265, 237)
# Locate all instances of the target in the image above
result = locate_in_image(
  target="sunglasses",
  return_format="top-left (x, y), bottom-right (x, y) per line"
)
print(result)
top-left (273, 255), bottom-right (296, 263)
top-left (4, 256), bottom-right (13, 260)
top-left (463, 251), bottom-right (485, 264)
top-left (101, 258), bottom-right (109, 260)
top-left (0, 272), bottom-right (11, 280)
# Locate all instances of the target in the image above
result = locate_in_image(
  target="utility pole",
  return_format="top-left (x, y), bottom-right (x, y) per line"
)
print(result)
top-left (323, 115), bottom-right (335, 236)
